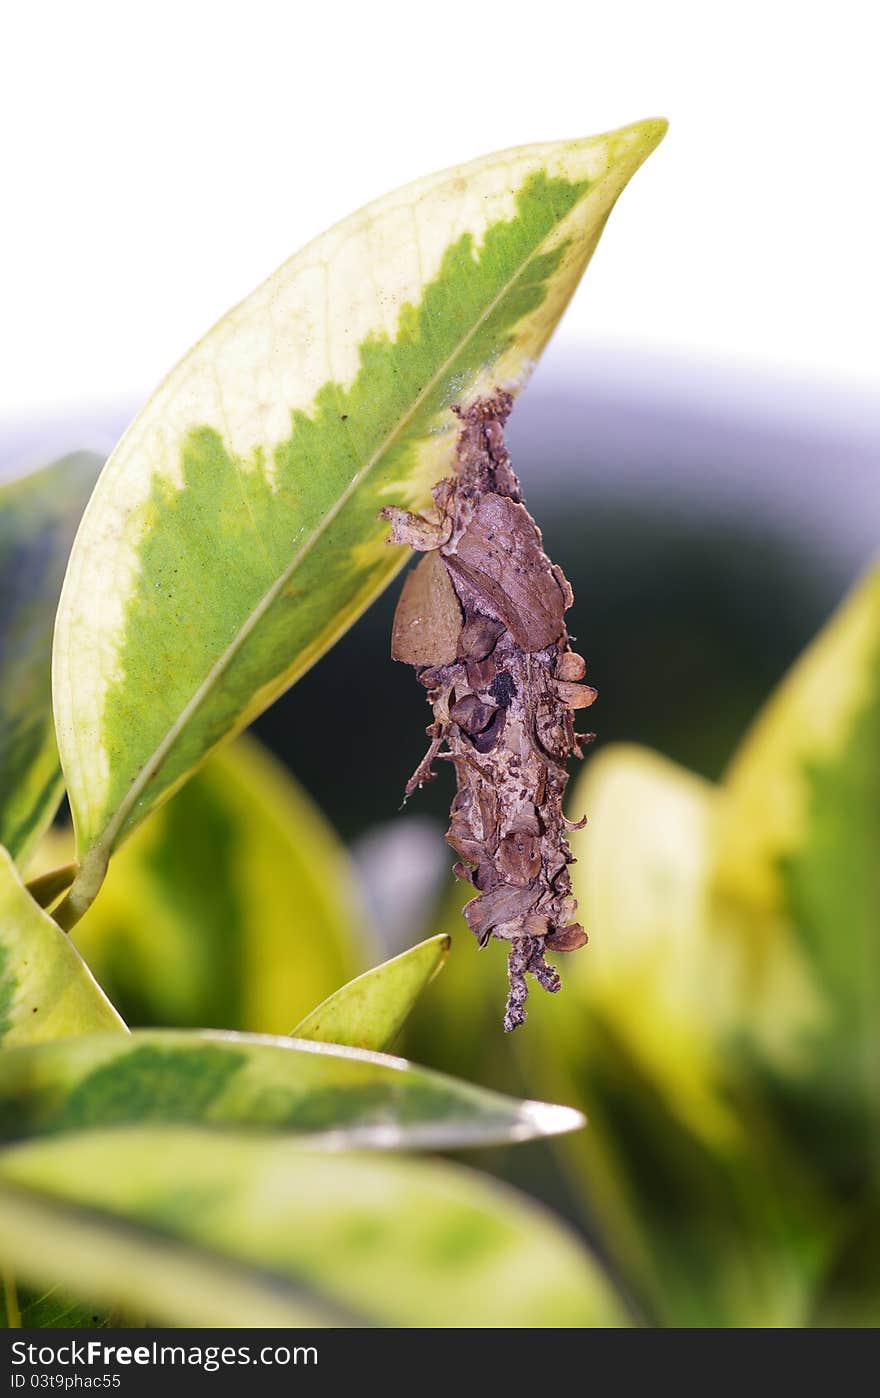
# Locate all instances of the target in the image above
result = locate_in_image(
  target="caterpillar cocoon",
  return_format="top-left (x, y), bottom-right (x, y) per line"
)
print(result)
top-left (381, 394), bottom-right (595, 1030)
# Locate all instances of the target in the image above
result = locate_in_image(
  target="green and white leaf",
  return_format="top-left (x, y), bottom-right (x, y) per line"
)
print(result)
top-left (292, 933), bottom-right (449, 1050)
top-left (0, 846), bottom-right (123, 1046)
top-left (0, 1127), bottom-right (628, 1327)
top-left (0, 1027), bottom-right (583, 1150)
top-left (0, 454), bottom-right (102, 866)
top-left (52, 121), bottom-right (666, 920)
top-left (39, 735), bottom-right (369, 1034)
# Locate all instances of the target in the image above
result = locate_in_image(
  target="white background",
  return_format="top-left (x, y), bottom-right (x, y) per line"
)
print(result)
top-left (2, 0), bottom-right (878, 420)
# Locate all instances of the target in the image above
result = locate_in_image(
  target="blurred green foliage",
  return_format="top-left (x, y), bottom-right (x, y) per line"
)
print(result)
top-left (0, 454), bottom-right (103, 865)
top-left (17, 520), bottom-right (876, 1327)
top-left (2, 443), bottom-right (877, 1327)
top-left (33, 735), bottom-right (370, 1035)
top-left (403, 567), bottom-right (880, 1327)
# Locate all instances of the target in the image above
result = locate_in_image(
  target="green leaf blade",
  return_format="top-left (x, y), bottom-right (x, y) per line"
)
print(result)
top-left (0, 1128), bottom-right (627, 1327)
top-left (0, 1028), bottom-right (584, 1150)
top-left (0, 847), bottom-right (124, 1046)
top-left (292, 934), bottom-right (449, 1050)
top-left (53, 123), bottom-right (666, 915)
top-left (0, 454), bottom-right (103, 865)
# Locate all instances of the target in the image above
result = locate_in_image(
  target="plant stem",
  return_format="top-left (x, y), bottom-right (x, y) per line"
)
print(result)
top-left (25, 862), bottom-right (78, 912)
top-left (53, 847), bottom-right (109, 931)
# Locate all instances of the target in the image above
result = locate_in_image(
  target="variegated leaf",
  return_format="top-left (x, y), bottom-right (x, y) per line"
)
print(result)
top-left (0, 1027), bottom-right (583, 1150)
top-left (53, 121), bottom-right (666, 921)
top-left (292, 934), bottom-right (449, 1050)
top-left (0, 846), bottom-right (123, 1046)
top-left (0, 1127), bottom-right (628, 1327)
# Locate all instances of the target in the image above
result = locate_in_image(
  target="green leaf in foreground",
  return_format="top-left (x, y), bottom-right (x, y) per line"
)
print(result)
top-left (292, 934), bottom-right (449, 1050)
top-left (53, 735), bottom-right (367, 1034)
top-left (0, 1128), bottom-right (627, 1327)
top-left (0, 1028), bottom-right (583, 1150)
top-left (52, 121), bottom-right (667, 923)
top-left (0, 453), bottom-right (103, 865)
top-left (0, 1280), bottom-right (113, 1329)
top-left (0, 846), bottom-right (123, 1046)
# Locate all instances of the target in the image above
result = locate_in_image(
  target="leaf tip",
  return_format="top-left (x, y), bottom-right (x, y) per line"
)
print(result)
top-left (517, 1098), bottom-right (587, 1140)
top-left (608, 115), bottom-right (669, 167)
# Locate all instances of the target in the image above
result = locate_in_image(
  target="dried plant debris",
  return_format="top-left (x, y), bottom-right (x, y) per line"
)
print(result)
top-left (380, 393), bottom-right (596, 1030)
